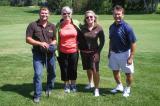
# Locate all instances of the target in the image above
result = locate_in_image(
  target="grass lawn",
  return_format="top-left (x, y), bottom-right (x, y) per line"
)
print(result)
top-left (0, 6), bottom-right (160, 106)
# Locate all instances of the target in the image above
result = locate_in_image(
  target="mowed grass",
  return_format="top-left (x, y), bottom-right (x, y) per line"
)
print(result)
top-left (0, 6), bottom-right (160, 106)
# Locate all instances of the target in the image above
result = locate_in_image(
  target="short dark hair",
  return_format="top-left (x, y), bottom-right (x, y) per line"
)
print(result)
top-left (39, 7), bottom-right (49, 13)
top-left (113, 5), bottom-right (125, 14)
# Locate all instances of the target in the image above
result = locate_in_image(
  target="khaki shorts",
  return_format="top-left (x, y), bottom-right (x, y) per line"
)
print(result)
top-left (108, 50), bottom-right (134, 73)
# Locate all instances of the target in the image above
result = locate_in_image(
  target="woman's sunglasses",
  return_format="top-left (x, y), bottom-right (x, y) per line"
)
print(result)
top-left (86, 16), bottom-right (94, 19)
top-left (62, 13), bottom-right (70, 15)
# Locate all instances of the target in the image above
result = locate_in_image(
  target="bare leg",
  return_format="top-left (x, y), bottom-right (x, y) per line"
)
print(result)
top-left (93, 71), bottom-right (99, 89)
top-left (110, 71), bottom-right (123, 93)
top-left (93, 70), bottom-right (100, 96)
top-left (64, 81), bottom-right (70, 93)
top-left (71, 80), bottom-right (77, 92)
top-left (87, 69), bottom-right (93, 84)
top-left (125, 73), bottom-right (132, 87)
top-left (122, 73), bottom-right (132, 97)
top-left (64, 81), bottom-right (69, 85)
top-left (113, 70), bottom-right (122, 84)
top-left (71, 80), bottom-right (76, 85)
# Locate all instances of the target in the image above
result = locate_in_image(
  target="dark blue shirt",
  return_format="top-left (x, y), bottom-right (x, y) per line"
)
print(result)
top-left (109, 20), bottom-right (136, 53)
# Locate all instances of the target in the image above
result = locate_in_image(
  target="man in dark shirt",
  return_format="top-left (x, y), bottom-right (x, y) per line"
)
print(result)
top-left (26, 7), bottom-right (56, 103)
top-left (108, 5), bottom-right (137, 97)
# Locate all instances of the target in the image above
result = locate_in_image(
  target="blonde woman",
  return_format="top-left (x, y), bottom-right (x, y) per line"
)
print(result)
top-left (79, 10), bottom-right (105, 96)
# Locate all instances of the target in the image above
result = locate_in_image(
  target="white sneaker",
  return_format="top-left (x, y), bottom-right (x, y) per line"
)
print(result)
top-left (85, 83), bottom-right (94, 89)
top-left (64, 88), bottom-right (70, 93)
top-left (110, 84), bottom-right (124, 93)
top-left (45, 90), bottom-right (51, 97)
top-left (123, 87), bottom-right (130, 97)
top-left (33, 97), bottom-right (40, 103)
top-left (64, 85), bottom-right (70, 93)
top-left (94, 89), bottom-right (100, 97)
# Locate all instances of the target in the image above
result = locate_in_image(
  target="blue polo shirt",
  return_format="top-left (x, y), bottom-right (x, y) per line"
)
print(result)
top-left (109, 20), bottom-right (136, 53)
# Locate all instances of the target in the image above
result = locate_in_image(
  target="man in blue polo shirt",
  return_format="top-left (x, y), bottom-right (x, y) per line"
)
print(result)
top-left (108, 5), bottom-right (137, 97)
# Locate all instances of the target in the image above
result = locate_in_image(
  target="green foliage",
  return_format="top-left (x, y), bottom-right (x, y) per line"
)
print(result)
top-left (47, 0), bottom-right (73, 14)
top-left (10, 0), bottom-right (43, 6)
top-left (10, 0), bottom-right (30, 6)
top-left (156, 3), bottom-right (160, 14)
top-left (1, 0), bottom-right (159, 14)
top-left (47, 0), bottom-right (112, 14)
top-left (84, 0), bottom-right (112, 14)
top-left (47, 0), bottom-right (159, 14)
top-left (125, 0), bottom-right (159, 13)
top-left (0, 0), bottom-right (10, 6)
top-left (96, 0), bottom-right (112, 13)
top-left (72, 0), bottom-right (89, 13)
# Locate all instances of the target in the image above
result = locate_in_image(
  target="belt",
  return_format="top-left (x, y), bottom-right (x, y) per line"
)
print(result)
top-left (81, 50), bottom-right (95, 53)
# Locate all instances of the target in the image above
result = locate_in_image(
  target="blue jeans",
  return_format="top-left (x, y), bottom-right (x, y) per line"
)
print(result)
top-left (32, 51), bottom-right (56, 98)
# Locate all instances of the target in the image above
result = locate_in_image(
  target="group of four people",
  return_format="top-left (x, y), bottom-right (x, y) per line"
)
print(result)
top-left (26, 5), bottom-right (136, 103)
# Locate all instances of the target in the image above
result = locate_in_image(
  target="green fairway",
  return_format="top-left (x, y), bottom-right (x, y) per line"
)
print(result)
top-left (0, 6), bottom-right (160, 106)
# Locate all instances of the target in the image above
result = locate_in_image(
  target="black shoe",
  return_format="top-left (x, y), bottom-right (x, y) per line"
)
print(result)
top-left (70, 84), bottom-right (77, 92)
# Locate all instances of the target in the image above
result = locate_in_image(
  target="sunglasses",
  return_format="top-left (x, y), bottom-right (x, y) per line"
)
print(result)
top-left (62, 13), bottom-right (70, 15)
top-left (86, 16), bottom-right (94, 19)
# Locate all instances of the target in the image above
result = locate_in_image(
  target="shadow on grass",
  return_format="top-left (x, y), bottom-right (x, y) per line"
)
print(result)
top-left (76, 83), bottom-right (114, 96)
top-left (0, 82), bottom-right (114, 99)
top-left (0, 82), bottom-right (63, 99)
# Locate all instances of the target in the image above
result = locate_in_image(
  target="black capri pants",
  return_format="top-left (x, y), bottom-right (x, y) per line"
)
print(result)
top-left (57, 51), bottom-right (79, 81)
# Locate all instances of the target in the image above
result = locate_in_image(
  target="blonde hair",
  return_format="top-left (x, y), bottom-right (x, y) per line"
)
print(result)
top-left (84, 10), bottom-right (97, 25)
top-left (61, 6), bottom-right (73, 15)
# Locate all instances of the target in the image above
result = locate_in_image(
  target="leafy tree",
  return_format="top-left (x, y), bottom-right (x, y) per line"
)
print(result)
top-left (77, 0), bottom-right (112, 14)
top-left (125, 0), bottom-right (159, 13)
top-left (47, 0), bottom-right (112, 14)
top-left (47, 0), bottom-right (154, 14)
top-left (11, 0), bottom-right (30, 6)
top-left (72, 0), bottom-right (89, 13)
top-left (0, 0), bottom-right (10, 6)
top-left (10, 0), bottom-right (43, 6)
top-left (111, 0), bottom-right (125, 8)
top-left (47, 0), bottom-right (73, 14)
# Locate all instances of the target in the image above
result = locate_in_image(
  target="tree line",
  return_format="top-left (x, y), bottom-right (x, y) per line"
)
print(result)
top-left (0, 0), bottom-right (159, 14)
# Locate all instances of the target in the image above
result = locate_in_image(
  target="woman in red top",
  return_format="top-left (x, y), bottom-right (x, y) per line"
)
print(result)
top-left (56, 6), bottom-right (80, 93)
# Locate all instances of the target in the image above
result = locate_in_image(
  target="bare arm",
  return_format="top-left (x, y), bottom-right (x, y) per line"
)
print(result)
top-left (26, 36), bottom-right (49, 49)
top-left (128, 42), bottom-right (136, 64)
